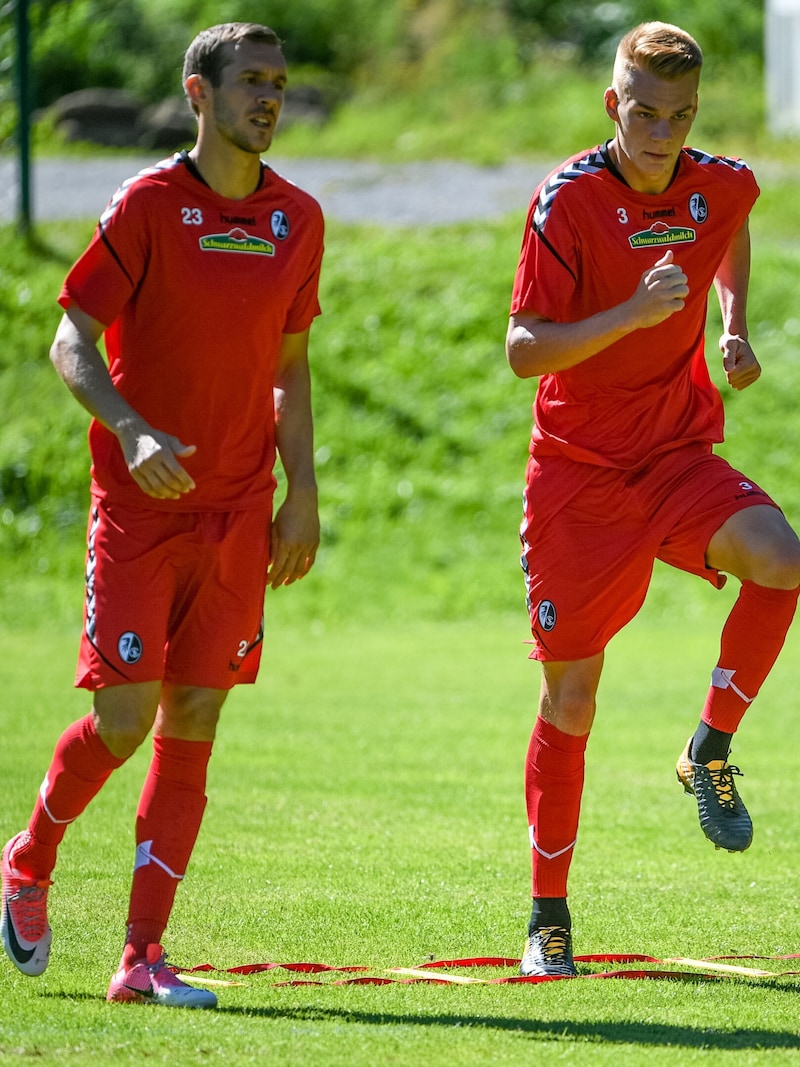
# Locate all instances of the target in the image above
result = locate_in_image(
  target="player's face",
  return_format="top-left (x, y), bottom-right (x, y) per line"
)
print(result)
top-left (207, 41), bottom-right (287, 155)
top-left (604, 65), bottom-right (698, 194)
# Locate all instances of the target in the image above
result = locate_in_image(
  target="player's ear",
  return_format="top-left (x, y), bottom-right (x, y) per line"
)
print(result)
top-left (185, 73), bottom-right (210, 111)
top-left (604, 86), bottom-right (620, 123)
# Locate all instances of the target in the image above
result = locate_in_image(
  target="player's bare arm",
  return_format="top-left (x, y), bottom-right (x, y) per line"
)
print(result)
top-left (714, 219), bottom-right (760, 392)
top-left (506, 250), bottom-right (689, 379)
top-left (50, 305), bottom-right (196, 500)
top-left (268, 328), bottom-right (320, 589)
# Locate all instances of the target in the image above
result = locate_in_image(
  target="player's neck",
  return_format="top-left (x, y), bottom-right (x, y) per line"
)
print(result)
top-left (606, 137), bottom-right (679, 196)
top-left (187, 141), bottom-right (263, 201)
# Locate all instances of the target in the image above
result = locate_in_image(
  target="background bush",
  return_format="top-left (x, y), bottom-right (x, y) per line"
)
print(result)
top-left (11, 0), bottom-right (765, 112)
top-left (0, 0), bottom-right (780, 164)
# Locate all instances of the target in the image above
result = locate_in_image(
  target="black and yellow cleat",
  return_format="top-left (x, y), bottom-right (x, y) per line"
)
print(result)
top-left (520, 925), bottom-right (577, 977)
top-left (676, 739), bottom-right (753, 852)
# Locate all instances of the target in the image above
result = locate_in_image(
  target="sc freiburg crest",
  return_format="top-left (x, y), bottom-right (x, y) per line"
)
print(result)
top-left (537, 600), bottom-right (557, 632)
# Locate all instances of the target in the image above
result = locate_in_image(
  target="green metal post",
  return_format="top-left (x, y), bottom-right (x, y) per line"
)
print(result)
top-left (14, 0), bottom-right (31, 233)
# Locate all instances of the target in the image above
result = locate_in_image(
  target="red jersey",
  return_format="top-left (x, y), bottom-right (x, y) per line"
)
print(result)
top-left (59, 151), bottom-right (324, 510)
top-left (510, 143), bottom-right (759, 469)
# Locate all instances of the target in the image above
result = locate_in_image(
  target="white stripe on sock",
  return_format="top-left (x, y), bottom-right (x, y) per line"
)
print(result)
top-left (39, 774), bottom-right (76, 825)
top-left (134, 840), bottom-right (184, 880)
top-left (529, 824), bottom-right (577, 860)
top-left (711, 667), bottom-right (754, 704)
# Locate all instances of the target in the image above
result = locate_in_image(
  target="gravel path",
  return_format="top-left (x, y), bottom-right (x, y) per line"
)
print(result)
top-left (0, 154), bottom-right (549, 226)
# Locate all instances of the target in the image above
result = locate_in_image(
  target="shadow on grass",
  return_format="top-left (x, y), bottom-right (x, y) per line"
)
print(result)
top-left (224, 1005), bottom-right (800, 1050)
top-left (41, 991), bottom-right (800, 1050)
top-left (231, 1004), bottom-right (800, 1049)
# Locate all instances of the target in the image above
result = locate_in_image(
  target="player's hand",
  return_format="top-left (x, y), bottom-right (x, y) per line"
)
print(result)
top-left (119, 424), bottom-right (197, 499)
top-left (268, 487), bottom-right (320, 588)
top-left (629, 250), bottom-right (689, 328)
top-left (720, 333), bottom-right (761, 391)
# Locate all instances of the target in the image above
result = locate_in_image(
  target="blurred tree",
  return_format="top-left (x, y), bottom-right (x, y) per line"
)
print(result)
top-left (21, 0), bottom-right (765, 113)
top-left (505, 0), bottom-right (763, 66)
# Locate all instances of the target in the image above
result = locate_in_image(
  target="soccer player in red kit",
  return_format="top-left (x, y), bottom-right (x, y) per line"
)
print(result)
top-left (1, 23), bottom-right (323, 1007)
top-left (506, 22), bottom-right (800, 977)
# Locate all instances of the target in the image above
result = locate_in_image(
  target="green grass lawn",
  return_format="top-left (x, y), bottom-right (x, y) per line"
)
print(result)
top-left (2, 592), bottom-right (800, 1064)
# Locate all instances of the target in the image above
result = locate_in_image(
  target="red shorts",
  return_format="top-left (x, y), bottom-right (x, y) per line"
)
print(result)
top-left (76, 498), bottom-right (272, 691)
top-left (520, 443), bottom-right (780, 662)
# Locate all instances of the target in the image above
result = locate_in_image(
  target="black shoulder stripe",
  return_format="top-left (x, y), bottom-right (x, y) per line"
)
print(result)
top-left (528, 149), bottom-right (605, 283)
top-left (531, 218), bottom-right (577, 283)
top-left (99, 225), bottom-right (136, 288)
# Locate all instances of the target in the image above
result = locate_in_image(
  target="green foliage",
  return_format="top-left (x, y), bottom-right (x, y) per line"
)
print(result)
top-left (506, 0), bottom-right (633, 61)
top-left (0, 225), bottom-right (90, 590)
top-left (507, 0), bottom-right (763, 65)
top-left (29, 1), bottom-right (143, 103)
top-left (626, 0), bottom-right (763, 65)
top-left (246, 0), bottom-right (401, 75)
top-left (303, 217), bottom-right (529, 620)
top-left (18, 0), bottom-right (767, 112)
top-left (22, 0), bottom-right (402, 109)
top-left (274, 55), bottom-right (776, 166)
top-left (6, 0), bottom-right (793, 164)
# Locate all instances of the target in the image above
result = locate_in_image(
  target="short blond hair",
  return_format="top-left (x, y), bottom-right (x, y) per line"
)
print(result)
top-left (613, 22), bottom-right (703, 95)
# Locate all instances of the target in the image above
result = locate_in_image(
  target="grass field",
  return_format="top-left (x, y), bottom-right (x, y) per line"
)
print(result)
top-left (3, 591), bottom-right (800, 1064)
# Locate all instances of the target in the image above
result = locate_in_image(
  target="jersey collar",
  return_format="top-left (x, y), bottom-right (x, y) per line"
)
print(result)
top-left (178, 149), bottom-right (267, 193)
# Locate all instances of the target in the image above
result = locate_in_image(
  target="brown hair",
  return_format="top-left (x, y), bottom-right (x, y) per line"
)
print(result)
top-left (183, 22), bottom-right (283, 111)
top-left (613, 22), bottom-right (703, 94)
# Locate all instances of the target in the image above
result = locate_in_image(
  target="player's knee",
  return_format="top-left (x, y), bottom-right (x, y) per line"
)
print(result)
top-left (158, 686), bottom-right (226, 740)
top-left (91, 704), bottom-right (153, 759)
top-left (92, 683), bottom-right (160, 758)
top-left (540, 658), bottom-right (601, 735)
top-left (753, 537), bottom-right (800, 590)
top-left (540, 691), bottom-right (596, 735)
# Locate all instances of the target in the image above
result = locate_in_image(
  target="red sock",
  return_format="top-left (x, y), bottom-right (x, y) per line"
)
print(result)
top-left (702, 581), bottom-right (799, 735)
top-left (12, 714), bottom-right (126, 880)
top-left (525, 717), bottom-right (588, 898)
top-left (124, 736), bottom-right (213, 960)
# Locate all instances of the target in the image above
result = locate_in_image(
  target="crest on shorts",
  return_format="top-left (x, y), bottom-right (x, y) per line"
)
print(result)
top-left (118, 631), bottom-right (143, 664)
top-left (537, 600), bottom-right (557, 632)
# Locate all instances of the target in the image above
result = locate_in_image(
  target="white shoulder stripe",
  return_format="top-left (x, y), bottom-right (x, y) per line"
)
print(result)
top-left (99, 154), bottom-right (184, 227)
top-left (533, 150), bottom-right (606, 232)
top-left (683, 147), bottom-right (752, 172)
